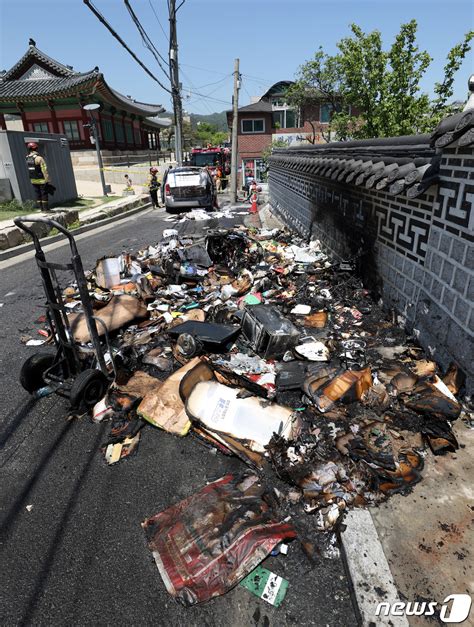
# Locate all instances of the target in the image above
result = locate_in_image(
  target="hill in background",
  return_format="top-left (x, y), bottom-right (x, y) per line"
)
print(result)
top-left (190, 111), bottom-right (228, 132)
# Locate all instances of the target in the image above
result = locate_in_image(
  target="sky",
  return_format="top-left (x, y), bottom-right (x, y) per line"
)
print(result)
top-left (1, 0), bottom-right (473, 116)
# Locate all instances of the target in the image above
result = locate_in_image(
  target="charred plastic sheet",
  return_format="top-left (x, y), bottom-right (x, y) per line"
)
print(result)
top-left (142, 474), bottom-right (296, 606)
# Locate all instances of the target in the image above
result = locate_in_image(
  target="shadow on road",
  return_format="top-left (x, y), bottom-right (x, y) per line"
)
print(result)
top-left (17, 423), bottom-right (106, 626)
top-left (0, 419), bottom-right (74, 538)
top-left (0, 398), bottom-right (38, 453)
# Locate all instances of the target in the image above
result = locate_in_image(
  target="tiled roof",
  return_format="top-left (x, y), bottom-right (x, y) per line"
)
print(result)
top-left (2, 45), bottom-right (75, 80)
top-left (237, 100), bottom-right (273, 113)
top-left (0, 71), bottom-right (99, 99)
top-left (270, 134), bottom-right (440, 199)
top-left (0, 44), bottom-right (165, 116)
top-left (430, 109), bottom-right (474, 148)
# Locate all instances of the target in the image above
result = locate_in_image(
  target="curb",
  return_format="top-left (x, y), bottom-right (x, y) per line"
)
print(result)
top-left (339, 509), bottom-right (408, 626)
top-left (0, 201), bottom-right (152, 262)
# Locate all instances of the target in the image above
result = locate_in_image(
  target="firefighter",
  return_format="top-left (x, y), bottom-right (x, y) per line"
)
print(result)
top-left (26, 142), bottom-right (51, 211)
top-left (147, 166), bottom-right (160, 208)
top-left (215, 166), bottom-right (223, 193)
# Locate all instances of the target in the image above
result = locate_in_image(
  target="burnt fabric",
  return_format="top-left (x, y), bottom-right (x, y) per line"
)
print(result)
top-left (142, 474), bottom-right (296, 605)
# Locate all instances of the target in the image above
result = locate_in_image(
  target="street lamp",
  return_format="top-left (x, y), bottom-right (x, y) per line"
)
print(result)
top-left (82, 103), bottom-right (110, 196)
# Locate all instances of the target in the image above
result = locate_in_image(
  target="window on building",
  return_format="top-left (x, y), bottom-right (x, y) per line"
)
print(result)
top-left (62, 120), bottom-right (80, 140)
top-left (125, 123), bottom-right (133, 144)
top-left (242, 158), bottom-right (267, 184)
top-left (320, 103), bottom-right (343, 124)
top-left (241, 119), bottom-right (265, 134)
top-left (134, 128), bottom-right (141, 145)
top-left (147, 132), bottom-right (157, 149)
top-left (115, 120), bottom-right (125, 143)
top-left (103, 118), bottom-right (114, 141)
top-left (271, 109), bottom-right (299, 129)
top-left (33, 122), bottom-right (49, 133)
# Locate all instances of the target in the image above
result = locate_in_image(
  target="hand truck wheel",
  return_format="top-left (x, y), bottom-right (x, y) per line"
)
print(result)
top-left (70, 369), bottom-right (109, 410)
top-left (20, 353), bottom-right (55, 393)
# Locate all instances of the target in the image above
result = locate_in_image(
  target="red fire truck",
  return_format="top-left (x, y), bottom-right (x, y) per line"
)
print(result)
top-left (189, 146), bottom-right (231, 179)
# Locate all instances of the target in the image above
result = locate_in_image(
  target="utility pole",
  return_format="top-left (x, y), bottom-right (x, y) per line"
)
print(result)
top-left (83, 103), bottom-right (109, 196)
top-left (169, 0), bottom-right (183, 166)
top-left (230, 58), bottom-right (240, 204)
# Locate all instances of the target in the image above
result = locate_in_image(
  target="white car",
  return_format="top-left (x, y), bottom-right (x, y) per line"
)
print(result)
top-left (162, 166), bottom-right (216, 212)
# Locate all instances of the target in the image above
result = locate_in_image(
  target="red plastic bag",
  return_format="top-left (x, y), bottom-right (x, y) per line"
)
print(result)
top-left (142, 474), bottom-right (296, 605)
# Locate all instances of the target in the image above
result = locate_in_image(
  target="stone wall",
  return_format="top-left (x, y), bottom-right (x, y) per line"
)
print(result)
top-left (269, 141), bottom-right (473, 391)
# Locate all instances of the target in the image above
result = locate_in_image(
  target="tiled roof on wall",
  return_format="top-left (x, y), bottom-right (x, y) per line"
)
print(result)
top-left (270, 111), bottom-right (474, 199)
top-left (270, 134), bottom-right (439, 199)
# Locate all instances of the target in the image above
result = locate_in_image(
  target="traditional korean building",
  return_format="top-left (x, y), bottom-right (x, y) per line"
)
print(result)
top-left (0, 40), bottom-right (166, 153)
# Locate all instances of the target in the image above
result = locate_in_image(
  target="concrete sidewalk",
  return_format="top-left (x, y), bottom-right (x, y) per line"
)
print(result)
top-left (0, 193), bottom-right (150, 252)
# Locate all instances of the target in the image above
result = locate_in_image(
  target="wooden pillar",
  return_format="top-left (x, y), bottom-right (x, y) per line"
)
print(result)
top-left (17, 103), bottom-right (28, 130)
top-left (110, 107), bottom-right (118, 149)
top-left (78, 98), bottom-right (92, 148)
top-left (121, 112), bottom-right (127, 148)
top-left (157, 128), bottom-right (161, 151)
top-left (48, 101), bottom-right (59, 134)
top-left (0, 113), bottom-right (6, 130)
top-left (130, 114), bottom-right (137, 149)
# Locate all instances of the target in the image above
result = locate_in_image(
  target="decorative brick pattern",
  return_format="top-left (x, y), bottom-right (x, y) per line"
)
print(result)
top-left (269, 142), bottom-right (474, 390)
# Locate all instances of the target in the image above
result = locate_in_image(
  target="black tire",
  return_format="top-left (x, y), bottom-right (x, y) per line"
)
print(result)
top-left (70, 369), bottom-right (109, 410)
top-left (20, 352), bottom-right (55, 393)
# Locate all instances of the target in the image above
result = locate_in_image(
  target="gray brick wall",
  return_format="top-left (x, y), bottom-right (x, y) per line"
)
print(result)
top-left (269, 144), bottom-right (474, 391)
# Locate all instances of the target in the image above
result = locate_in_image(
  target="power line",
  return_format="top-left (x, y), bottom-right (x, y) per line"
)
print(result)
top-left (186, 91), bottom-right (232, 105)
top-left (180, 63), bottom-right (231, 77)
top-left (124, 0), bottom-right (170, 79)
top-left (180, 67), bottom-right (214, 115)
top-left (148, 0), bottom-right (169, 41)
top-left (83, 0), bottom-right (172, 95)
top-left (182, 74), bottom-right (232, 91)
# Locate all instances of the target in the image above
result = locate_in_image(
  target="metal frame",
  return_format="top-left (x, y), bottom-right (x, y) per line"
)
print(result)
top-left (14, 216), bottom-right (115, 396)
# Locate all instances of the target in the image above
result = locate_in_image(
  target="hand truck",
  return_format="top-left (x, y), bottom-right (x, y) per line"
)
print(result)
top-left (14, 216), bottom-right (116, 410)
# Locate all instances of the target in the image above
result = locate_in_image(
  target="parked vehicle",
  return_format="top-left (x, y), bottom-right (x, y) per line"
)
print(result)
top-left (162, 166), bottom-right (216, 212)
top-left (189, 146), bottom-right (231, 189)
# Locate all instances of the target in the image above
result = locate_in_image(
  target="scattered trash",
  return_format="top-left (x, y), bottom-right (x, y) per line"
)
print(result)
top-left (241, 305), bottom-right (300, 359)
top-left (19, 205), bottom-right (468, 608)
top-left (25, 339), bottom-right (46, 347)
top-left (240, 566), bottom-right (289, 607)
top-left (291, 304), bottom-right (311, 315)
top-left (104, 432), bottom-right (141, 465)
top-left (25, 504), bottom-right (33, 512)
top-left (70, 295), bottom-right (148, 343)
top-left (186, 380), bottom-right (300, 452)
top-left (138, 358), bottom-right (200, 435)
top-left (294, 338), bottom-right (329, 361)
top-left (96, 257), bottom-right (121, 289)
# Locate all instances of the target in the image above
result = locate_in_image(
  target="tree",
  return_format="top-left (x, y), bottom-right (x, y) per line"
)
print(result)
top-left (288, 21), bottom-right (473, 140)
top-left (261, 138), bottom-right (291, 165)
top-left (287, 49), bottom-right (346, 141)
top-left (193, 122), bottom-right (227, 147)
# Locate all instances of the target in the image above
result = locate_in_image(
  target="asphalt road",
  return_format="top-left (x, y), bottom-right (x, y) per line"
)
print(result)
top-left (0, 207), bottom-right (357, 626)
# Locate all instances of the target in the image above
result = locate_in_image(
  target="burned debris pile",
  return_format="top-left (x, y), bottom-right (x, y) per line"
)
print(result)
top-left (24, 222), bottom-right (466, 605)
